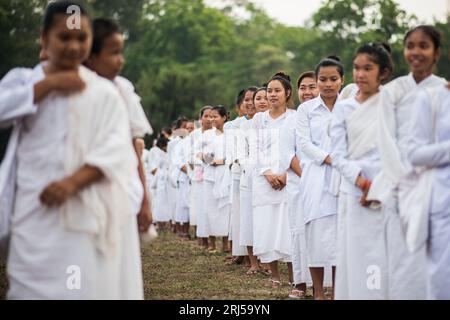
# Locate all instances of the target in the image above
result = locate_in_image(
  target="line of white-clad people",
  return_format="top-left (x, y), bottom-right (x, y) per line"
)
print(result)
top-left (145, 25), bottom-right (449, 300)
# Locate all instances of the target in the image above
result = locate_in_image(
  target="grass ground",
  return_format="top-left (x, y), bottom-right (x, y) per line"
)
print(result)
top-left (0, 229), bottom-right (315, 299)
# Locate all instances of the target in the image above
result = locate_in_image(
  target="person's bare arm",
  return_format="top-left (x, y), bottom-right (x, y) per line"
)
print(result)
top-left (289, 156), bottom-right (302, 177)
top-left (40, 165), bottom-right (103, 207)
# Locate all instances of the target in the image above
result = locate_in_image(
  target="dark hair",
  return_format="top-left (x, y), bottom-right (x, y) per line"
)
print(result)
top-left (404, 25), bottom-right (442, 49)
top-left (156, 135), bottom-right (169, 149)
top-left (175, 116), bottom-right (188, 129)
top-left (267, 72), bottom-right (293, 100)
top-left (296, 71), bottom-right (316, 89)
top-left (355, 42), bottom-right (394, 84)
top-left (315, 56), bottom-right (344, 78)
top-left (199, 106), bottom-right (213, 118)
top-left (91, 18), bottom-right (122, 55)
top-left (211, 105), bottom-right (227, 119)
top-left (252, 87), bottom-right (267, 103)
top-left (43, 0), bottom-right (91, 35)
top-left (235, 86), bottom-right (258, 107)
top-left (161, 127), bottom-right (172, 136)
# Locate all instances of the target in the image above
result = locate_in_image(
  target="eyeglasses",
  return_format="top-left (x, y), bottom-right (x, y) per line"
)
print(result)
top-left (299, 85), bottom-right (317, 91)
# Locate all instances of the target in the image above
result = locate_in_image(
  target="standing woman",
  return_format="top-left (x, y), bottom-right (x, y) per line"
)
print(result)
top-left (239, 87), bottom-right (268, 275)
top-left (296, 58), bottom-right (344, 299)
top-left (331, 43), bottom-right (394, 299)
top-left (408, 81), bottom-right (450, 300)
top-left (367, 25), bottom-right (446, 299)
top-left (2, 1), bottom-right (135, 299)
top-left (202, 106), bottom-right (231, 252)
top-left (252, 73), bottom-right (295, 287)
top-left (280, 71), bottom-right (319, 299)
top-left (190, 106), bottom-right (213, 249)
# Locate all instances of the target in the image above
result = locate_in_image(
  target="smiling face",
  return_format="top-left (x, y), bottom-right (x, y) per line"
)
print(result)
top-left (243, 90), bottom-right (256, 118)
top-left (254, 90), bottom-right (269, 113)
top-left (353, 53), bottom-right (382, 96)
top-left (404, 29), bottom-right (440, 77)
top-left (297, 77), bottom-right (319, 103)
top-left (211, 109), bottom-right (226, 130)
top-left (41, 14), bottom-right (92, 71)
top-left (87, 32), bottom-right (125, 80)
top-left (267, 80), bottom-right (289, 109)
top-left (317, 66), bottom-right (343, 100)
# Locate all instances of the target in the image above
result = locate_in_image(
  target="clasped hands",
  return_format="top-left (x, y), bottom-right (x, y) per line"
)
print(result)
top-left (264, 171), bottom-right (286, 191)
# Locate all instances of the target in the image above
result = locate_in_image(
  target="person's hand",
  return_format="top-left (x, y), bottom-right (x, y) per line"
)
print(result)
top-left (49, 71), bottom-right (86, 94)
top-left (276, 174), bottom-right (287, 190)
top-left (323, 155), bottom-right (332, 166)
top-left (40, 177), bottom-right (78, 207)
top-left (356, 176), bottom-right (373, 206)
top-left (265, 174), bottom-right (281, 190)
top-left (137, 197), bottom-right (153, 233)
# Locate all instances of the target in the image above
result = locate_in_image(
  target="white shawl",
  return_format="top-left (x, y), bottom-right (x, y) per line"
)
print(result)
top-left (62, 66), bottom-right (136, 258)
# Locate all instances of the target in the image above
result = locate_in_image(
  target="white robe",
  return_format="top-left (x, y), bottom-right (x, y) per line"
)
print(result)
top-left (3, 65), bottom-right (135, 299)
top-left (296, 95), bottom-right (338, 268)
top-left (114, 75), bottom-right (152, 300)
top-left (166, 137), bottom-right (180, 221)
top-left (202, 129), bottom-right (231, 237)
top-left (173, 137), bottom-right (190, 224)
top-left (331, 93), bottom-right (389, 299)
top-left (251, 110), bottom-right (294, 264)
top-left (408, 85), bottom-right (450, 300)
top-left (225, 117), bottom-right (248, 256)
top-left (279, 112), bottom-right (311, 285)
top-left (367, 73), bottom-right (446, 299)
top-left (151, 147), bottom-right (172, 223)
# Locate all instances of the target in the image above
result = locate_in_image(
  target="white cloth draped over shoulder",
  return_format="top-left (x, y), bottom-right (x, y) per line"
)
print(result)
top-left (3, 64), bottom-right (135, 299)
top-left (331, 93), bottom-right (389, 299)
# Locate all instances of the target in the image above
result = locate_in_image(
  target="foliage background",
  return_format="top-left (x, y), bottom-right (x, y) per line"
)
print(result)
top-left (1, 0), bottom-right (449, 138)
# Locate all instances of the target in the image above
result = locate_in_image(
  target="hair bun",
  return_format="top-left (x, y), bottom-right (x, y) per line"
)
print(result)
top-left (326, 55), bottom-right (341, 62)
top-left (376, 42), bottom-right (392, 54)
top-left (272, 71), bottom-right (291, 83)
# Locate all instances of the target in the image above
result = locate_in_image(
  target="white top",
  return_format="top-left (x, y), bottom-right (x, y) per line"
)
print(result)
top-left (408, 85), bottom-right (450, 214)
top-left (296, 95), bottom-right (338, 223)
top-left (331, 95), bottom-right (381, 196)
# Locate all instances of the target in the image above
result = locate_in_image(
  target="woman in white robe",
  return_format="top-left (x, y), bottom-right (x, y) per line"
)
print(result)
top-left (331, 43), bottom-right (396, 300)
top-left (296, 57), bottom-right (344, 299)
top-left (239, 88), bottom-right (269, 274)
top-left (367, 26), bottom-right (446, 299)
top-left (151, 138), bottom-right (172, 225)
top-left (408, 83), bottom-right (450, 300)
top-left (252, 73), bottom-right (295, 287)
top-left (202, 106), bottom-right (231, 252)
top-left (2, 3), bottom-right (136, 299)
top-left (279, 71), bottom-right (319, 298)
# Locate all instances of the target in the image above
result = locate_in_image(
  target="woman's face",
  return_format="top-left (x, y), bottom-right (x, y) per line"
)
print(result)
top-left (201, 109), bottom-right (213, 130)
top-left (254, 90), bottom-right (269, 113)
top-left (87, 32), bottom-right (125, 80)
top-left (41, 14), bottom-right (92, 71)
top-left (317, 66), bottom-right (343, 100)
top-left (244, 90), bottom-right (256, 118)
top-left (298, 77), bottom-right (319, 103)
top-left (267, 80), bottom-right (289, 108)
top-left (353, 53), bottom-right (382, 95)
top-left (211, 110), bottom-right (225, 129)
top-left (404, 29), bottom-right (440, 76)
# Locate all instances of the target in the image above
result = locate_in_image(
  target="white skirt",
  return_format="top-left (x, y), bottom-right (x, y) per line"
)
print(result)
top-left (204, 181), bottom-right (230, 237)
top-left (230, 180), bottom-right (247, 256)
top-left (253, 201), bottom-right (292, 264)
top-left (305, 215), bottom-right (337, 268)
top-left (167, 183), bottom-right (178, 221)
top-left (385, 208), bottom-right (427, 299)
top-left (288, 188), bottom-right (311, 286)
top-left (239, 187), bottom-right (253, 247)
top-left (119, 213), bottom-right (144, 299)
top-left (195, 181), bottom-right (210, 238)
top-left (334, 193), bottom-right (387, 300)
top-left (153, 185), bottom-right (171, 223)
top-left (427, 209), bottom-right (450, 300)
top-left (189, 181), bottom-right (198, 226)
top-left (175, 180), bottom-right (190, 224)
